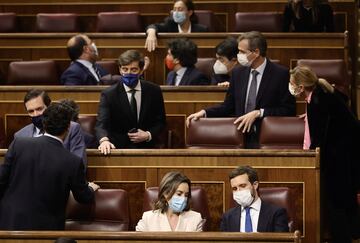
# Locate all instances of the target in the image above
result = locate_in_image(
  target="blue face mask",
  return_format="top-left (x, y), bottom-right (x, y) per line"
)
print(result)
top-left (121, 73), bottom-right (139, 88)
top-left (172, 11), bottom-right (187, 24)
top-left (31, 114), bottom-right (44, 130)
top-left (168, 195), bottom-right (187, 213)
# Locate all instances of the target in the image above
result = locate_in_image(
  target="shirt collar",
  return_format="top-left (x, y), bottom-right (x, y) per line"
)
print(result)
top-left (251, 58), bottom-right (267, 76)
top-left (178, 24), bottom-right (191, 33)
top-left (76, 59), bottom-right (93, 69)
top-left (176, 67), bottom-right (187, 77)
top-left (44, 132), bottom-right (64, 144)
top-left (123, 80), bottom-right (142, 92)
top-left (241, 197), bottom-right (262, 212)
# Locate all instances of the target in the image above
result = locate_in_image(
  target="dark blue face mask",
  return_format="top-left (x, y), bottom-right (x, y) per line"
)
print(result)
top-left (31, 114), bottom-right (44, 130)
top-left (121, 74), bottom-right (139, 88)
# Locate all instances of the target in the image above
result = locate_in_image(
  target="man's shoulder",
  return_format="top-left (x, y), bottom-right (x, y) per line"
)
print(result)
top-left (14, 124), bottom-right (33, 138)
top-left (141, 80), bottom-right (161, 91)
top-left (223, 205), bottom-right (241, 217)
top-left (267, 60), bottom-right (289, 75)
top-left (261, 200), bottom-right (286, 215)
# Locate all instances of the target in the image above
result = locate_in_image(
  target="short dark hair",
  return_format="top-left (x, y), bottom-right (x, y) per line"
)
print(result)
top-left (67, 34), bottom-right (87, 61)
top-left (229, 165), bottom-right (259, 184)
top-left (43, 103), bottom-right (72, 136)
top-left (155, 171), bottom-right (192, 213)
top-left (168, 38), bottom-right (197, 67)
top-left (59, 98), bottom-right (79, 122)
top-left (118, 50), bottom-right (145, 69)
top-left (215, 37), bottom-right (238, 60)
top-left (24, 89), bottom-right (51, 107)
top-left (238, 31), bottom-right (267, 57)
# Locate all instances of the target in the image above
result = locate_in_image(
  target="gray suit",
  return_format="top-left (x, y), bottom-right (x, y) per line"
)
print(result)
top-left (14, 121), bottom-right (87, 167)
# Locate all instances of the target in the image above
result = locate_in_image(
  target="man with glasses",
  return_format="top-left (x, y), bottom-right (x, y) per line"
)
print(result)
top-left (61, 34), bottom-right (108, 85)
top-left (186, 31), bottom-right (296, 148)
top-left (95, 50), bottom-right (166, 154)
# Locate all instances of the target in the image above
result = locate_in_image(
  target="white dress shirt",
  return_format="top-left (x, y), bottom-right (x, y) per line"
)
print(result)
top-left (178, 24), bottom-right (191, 33)
top-left (240, 197), bottom-right (262, 232)
top-left (245, 58), bottom-right (267, 117)
top-left (123, 81), bottom-right (142, 121)
top-left (174, 67), bottom-right (187, 86)
top-left (76, 59), bottom-right (100, 82)
top-left (43, 132), bottom-right (64, 144)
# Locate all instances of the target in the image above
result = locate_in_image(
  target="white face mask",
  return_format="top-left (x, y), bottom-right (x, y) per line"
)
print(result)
top-left (172, 11), bottom-right (187, 24)
top-left (237, 52), bottom-right (254, 67)
top-left (91, 43), bottom-right (99, 57)
top-left (233, 189), bottom-right (254, 208)
top-left (288, 82), bottom-right (302, 96)
top-left (213, 60), bottom-right (228, 75)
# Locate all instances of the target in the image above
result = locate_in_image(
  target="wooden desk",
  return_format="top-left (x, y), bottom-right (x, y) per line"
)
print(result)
top-left (0, 32), bottom-right (348, 86)
top-left (0, 149), bottom-right (319, 242)
top-left (0, 231), bottom-right (302, 243)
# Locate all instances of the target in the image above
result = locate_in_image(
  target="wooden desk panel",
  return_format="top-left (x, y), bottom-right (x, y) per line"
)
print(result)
top-left (0, 231), bottom-right (302, 243)
top-left (0, 33), bottom-right (348, 86)
top-left (0, 149), bottom-right (318, 243)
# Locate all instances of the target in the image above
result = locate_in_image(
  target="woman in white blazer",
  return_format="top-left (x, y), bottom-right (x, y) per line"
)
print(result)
top-left (136, 171), bottom-right (205, 231)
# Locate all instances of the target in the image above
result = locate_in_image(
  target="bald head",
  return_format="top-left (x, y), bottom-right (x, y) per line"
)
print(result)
top-left (67, 34), bottom-right (92, 61)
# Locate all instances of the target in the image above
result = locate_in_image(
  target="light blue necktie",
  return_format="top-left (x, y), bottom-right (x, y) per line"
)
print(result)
top-left (245, 207), bottom-right (253, 232)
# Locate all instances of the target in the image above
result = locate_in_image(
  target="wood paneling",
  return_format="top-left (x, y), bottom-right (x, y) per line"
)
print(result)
top-left (0, 148), bottom-right (318, 243)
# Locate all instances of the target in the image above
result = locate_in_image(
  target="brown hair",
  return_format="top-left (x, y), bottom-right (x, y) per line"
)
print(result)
top-left (229, 165), bottom-right (259, 184)
top-left (154, 171), bottom-right (191, 213)
top-left (290, 65), bottom-right (334, 93)
top-left (238, 31), bottom-right (267, 57)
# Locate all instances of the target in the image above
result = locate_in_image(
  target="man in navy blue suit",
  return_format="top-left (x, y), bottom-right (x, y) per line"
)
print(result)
top-left (61, 34), bottom-right (108, 85)
top-left (186, 31), bottom-right (296, 148)
top-left (220, 166), bottom-right (289, 232)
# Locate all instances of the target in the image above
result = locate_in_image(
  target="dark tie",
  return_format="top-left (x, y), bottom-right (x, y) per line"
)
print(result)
top-left (245, 207), bottom-right (253, 232)
top-left (245, 70), bottom-right (259, 113)
top-left (93, 64), bottom-right (102, 80)
top-left (170, 72), bottom-right (177, 86)
top-left (130, 89), bottom-right (138, 122)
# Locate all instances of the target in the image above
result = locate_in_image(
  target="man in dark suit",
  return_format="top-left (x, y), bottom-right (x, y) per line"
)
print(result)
top-left (165, 38), bottom-right (210, 86)
top-left (220, 166), bottom-right (289, 232)
top-left (186, 31), bottom-right (296, 148)
top-left (61, 34), bottom-right (108, 85)
top-left (96, 50), bottom-right (166, 154)
top-left (14, 89), bottom-right (87, 167)
top-left (0, 103), bottom-right (99, 230)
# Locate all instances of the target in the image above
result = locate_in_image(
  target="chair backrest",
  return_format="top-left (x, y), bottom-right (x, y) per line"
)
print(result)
top-left (296, 59), bottom-right (350, 97)
top-left (96, 12), bottom-right (143, 32)
top-left (143, 186), bottom-right (211, 231)
top-left (66, 189), bottom-right (130, 231)
top-left (186, 118), bottom-right (244, 149)
top-left (36, 13), bottom-right (79, 32)
top-left (194, 57), bottom-right (216, 80)
top-left (97, 60), bottom-right (120, 75)
top-left (230, 187), bottom-right (296, 232)
top-left (77, 115), bottom-right (98, 148)
top-left (0, 13), bottom-right (16, 32)
top-left (259, 117), bottom-right (304, 149)
top-left (235, 12), bottom-right (282, 32)
top-left (194, 10), bottom-right (215, 31)
top-left (7, 60), bottom-right (60, 85)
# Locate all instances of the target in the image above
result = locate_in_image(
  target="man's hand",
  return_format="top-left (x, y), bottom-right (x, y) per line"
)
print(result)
top-left (98, 140), bottom-right (115, 155)
top-left (145, 29), bottom-right (157, 52)
top-left (217, 81), bottom-right (230, 87)
top-left (186, 110), bottom-right (206, 128)
top-left (88, 182), bottom-right (100, 191)
top-left (234, 110), bottom-right (261, 133)
top-left (128, 129), bottom-right (149, 143)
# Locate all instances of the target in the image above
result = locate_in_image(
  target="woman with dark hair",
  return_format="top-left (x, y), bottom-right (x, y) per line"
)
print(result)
top-left (145, 0), bottom-right (209, 52)
top-left (136, 171), bottom-right (205, 231)
top-left (283, 0), bottom-right (334, 32)
top-left (289, 66), bottom-right (359, 242)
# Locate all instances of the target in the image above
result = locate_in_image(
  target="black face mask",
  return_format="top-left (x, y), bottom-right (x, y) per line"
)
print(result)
top-left (31, 114), bottom-right (44, 130)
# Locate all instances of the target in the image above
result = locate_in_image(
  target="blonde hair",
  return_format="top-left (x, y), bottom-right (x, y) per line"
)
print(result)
top-left (290, 65), bottom-right (334, 93)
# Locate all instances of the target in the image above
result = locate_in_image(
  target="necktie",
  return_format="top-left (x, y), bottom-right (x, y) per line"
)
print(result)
top-left (245, 207), bottom-right (253, 232)
top-left (130, 89), bottom-right (137, 122)
top-left (170, 72), bottom-right (177, 86)
top-left (245, 70), bottom-right (259, 113)
top-left (93, 64), bottom-right (102, 80)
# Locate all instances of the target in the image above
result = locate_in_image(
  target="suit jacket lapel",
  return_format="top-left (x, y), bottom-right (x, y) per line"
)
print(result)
top-left (138, 81), bottom-right (146, 125)
top-left (179, 68), bottom-right (191, 85)
top-left (167, 72), bottom-right (175, 85)
top-left (231, 206), bottom-right (242, 231)
top-left (257, 202), bottom-right (269, 232)
top-left (239, 67), bottom-right (251, 115)
top-left (256, 59), bottom-right (272, 106)
top-left (75, 61), bottom-right (98, 84)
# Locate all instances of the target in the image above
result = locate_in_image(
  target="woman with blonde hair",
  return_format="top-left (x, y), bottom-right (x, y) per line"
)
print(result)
top-left (289, 65), bottom-right (359, 242)
top-left (136, 171), bottom-right (205, 231)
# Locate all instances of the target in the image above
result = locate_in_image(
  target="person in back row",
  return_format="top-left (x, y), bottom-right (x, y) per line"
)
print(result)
top-left (165, 38), bottom-right (210, 86)
top-left (186, 31), bottom-right (296, 148)
top-left (14, 89), bottom-right (87, 167)
top-left (220, 166), bottom-right (289, 232)
top-left (96, 50), bottom-right (166, 154)
top-left (211, 37), bottom-right (239, 87)
top-left (61, 34), bottom-right (108, 85)
top-left (145, 0), bottom-right (209, 52)
top-left (0, 103), bottom-right (99, 230)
